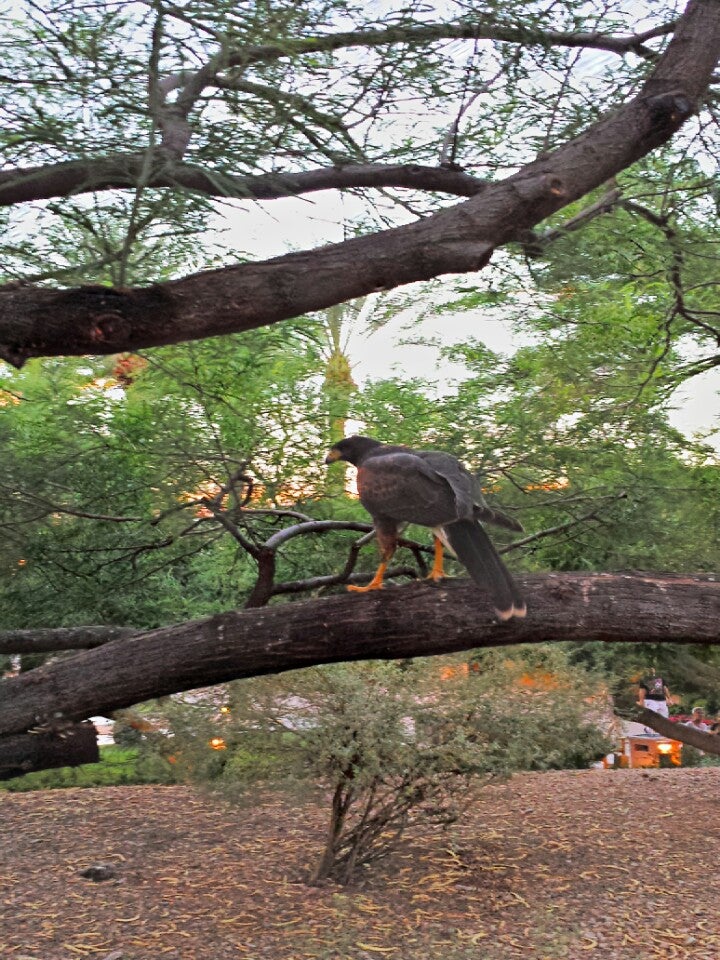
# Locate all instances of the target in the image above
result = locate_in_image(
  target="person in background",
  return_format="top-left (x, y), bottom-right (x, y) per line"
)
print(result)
top-left (685, 707), bottom-right (707, 732)
top-left (637, 669), bottom-right (671, 735)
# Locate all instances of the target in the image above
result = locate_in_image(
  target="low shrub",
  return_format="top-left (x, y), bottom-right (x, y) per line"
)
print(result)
top-left (0, 745), bottom-right (177, 792)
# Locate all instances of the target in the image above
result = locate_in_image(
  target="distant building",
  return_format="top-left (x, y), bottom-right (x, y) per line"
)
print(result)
top-left (89, 716), bottom-right (115, 746)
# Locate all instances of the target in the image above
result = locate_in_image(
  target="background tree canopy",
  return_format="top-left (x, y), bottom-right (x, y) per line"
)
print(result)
top-left (0, 0), bottom-right (719, 772)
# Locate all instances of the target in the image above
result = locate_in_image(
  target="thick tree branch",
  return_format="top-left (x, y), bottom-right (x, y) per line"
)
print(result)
top-left (0, 573), bottom-right (717, 744)
top-left (0, 625), bottom-right (137, 655)
top-left (0, 722), bottom-right (98, 781)
top-left (0, 158), bottom-right (486, 208)
top-left (2, 0), bottom-right (717, 367)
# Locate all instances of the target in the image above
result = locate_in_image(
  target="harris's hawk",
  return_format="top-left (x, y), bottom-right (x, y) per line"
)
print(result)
top-left (325, 436), bottom-right (526, 621)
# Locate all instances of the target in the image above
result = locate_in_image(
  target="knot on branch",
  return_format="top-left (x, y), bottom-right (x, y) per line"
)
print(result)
top-left (509, 173), bottom-right (568, 223)
top-left (49, 285), bottom-right (177, 349)
top-left (89, 312), bottom-right (132, 342)
top-left (644, 91), bottom-right (694, 131)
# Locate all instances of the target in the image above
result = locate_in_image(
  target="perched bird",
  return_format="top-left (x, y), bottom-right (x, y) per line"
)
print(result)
top-left (325, 436), bottom-right (526, 621)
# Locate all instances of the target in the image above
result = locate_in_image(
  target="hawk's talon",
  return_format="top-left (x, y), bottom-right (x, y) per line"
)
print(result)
top-left (425, 570), bottom-right (447, 583)
top-left (347, 582), bottom-right (384, 593)
top-left (348, 561), bottom-right (388, 593)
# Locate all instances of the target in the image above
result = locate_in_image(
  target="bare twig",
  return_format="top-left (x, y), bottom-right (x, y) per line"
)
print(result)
top-left (504, 502), bottom-right (624, 554)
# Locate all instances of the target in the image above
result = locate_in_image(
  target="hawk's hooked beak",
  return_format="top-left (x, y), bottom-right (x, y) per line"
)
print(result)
top-left (325, 449), bottom-right (342, 464)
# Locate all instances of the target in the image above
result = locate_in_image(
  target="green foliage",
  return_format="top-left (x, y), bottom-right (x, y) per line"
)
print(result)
top-left (680, 745), bottom-right (704, 768)
top-left (0, 746), bottom-right (176, 792)
top-left (0, 316), bottom-right (335, 628)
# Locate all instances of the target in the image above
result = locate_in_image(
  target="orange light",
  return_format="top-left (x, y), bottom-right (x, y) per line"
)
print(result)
top-left (518, 671), bottom-right (562, 690)
top-left (439, 663), bottom-right (469, 681)
top-left (523, 478), bottom-right (569, 492)
top-left (209, 737), bottom-right (227, 751)
top-left (220, 705), bottom-right (231, 714)
top-left (656, 742), bottom-right (673, 754)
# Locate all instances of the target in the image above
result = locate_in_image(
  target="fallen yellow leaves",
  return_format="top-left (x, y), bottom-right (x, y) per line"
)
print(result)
top-left (3, 771), bottom-right (720, 959)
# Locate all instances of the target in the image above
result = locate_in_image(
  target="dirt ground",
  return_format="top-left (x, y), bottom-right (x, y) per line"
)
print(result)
top-left (2, 768), bottom-right (719, 960)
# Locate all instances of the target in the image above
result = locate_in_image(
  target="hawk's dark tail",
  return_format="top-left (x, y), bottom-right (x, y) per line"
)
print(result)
top-left (443, 519), bottom-right (526, 621)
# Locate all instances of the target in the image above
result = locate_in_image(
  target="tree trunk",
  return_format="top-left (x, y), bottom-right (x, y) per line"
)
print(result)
top-left (310, 781), bottom-right (354, 885)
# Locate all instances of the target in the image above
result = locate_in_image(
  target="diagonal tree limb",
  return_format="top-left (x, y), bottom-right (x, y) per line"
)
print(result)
top-left (630, 707), bottom-right (720, 756)
top-left (2, 1), bottom-right (718, 367)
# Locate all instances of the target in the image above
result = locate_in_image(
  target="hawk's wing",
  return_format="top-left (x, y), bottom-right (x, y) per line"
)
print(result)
top-left (357, 451), bottom-right (460, 528)
top-left (418, 450), bottom-right (523, 532)
top-left (413, 450), bottom-right (476, 519)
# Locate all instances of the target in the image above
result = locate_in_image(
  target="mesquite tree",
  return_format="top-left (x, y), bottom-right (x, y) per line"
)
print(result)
top-left (1, 0), bottom-right (719, 362)
top-left (1, 0), bottom-right (719, 773)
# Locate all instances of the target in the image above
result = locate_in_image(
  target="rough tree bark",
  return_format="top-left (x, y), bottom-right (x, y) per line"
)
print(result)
top-left (0, 625), bottom-right (137, 655)
top-left (1, 573), bottom-right (718, 773)
top-left (0, 724), bottom-right (98, 781)
top-left (1, 1), bottom-right (719, 366)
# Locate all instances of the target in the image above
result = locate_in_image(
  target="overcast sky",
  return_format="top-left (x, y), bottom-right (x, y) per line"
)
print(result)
top-left (220, 191), bottom-right (720, 451)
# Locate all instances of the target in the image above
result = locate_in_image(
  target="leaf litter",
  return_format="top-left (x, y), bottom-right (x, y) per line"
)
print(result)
top-left (1, 769), bottom-right (720, 959)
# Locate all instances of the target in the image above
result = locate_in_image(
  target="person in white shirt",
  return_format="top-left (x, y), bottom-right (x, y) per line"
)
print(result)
top-left (685, 707), bottom-right (707, 732)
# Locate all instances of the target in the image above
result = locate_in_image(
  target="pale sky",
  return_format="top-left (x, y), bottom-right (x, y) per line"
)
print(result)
top-left (220, 192), bottom-right (720, 452)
